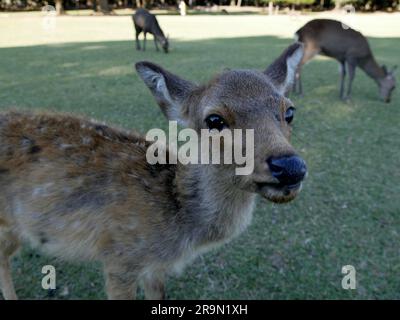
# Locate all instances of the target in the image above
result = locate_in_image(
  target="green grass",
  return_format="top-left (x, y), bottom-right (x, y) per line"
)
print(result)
top-left (0, 32), bottom-right (399, 299)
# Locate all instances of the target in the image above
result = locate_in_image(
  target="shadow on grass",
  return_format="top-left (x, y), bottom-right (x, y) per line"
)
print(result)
top-left (0, 35), bottom-right (399, 299)
top-left (64, 9), bottom-right (263, 16)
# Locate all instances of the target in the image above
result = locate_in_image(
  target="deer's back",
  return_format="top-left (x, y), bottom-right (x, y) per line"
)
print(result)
top-left (297, 19), bottom-right (372, 60)
top-left (0, 111), bottom-right (151, 177)
top-left (133, 9), bottom-right (158, 32)
top-left (0, 111), bottom-right (178, 261)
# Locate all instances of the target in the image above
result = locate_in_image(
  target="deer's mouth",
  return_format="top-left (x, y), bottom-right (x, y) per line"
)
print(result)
top-left (255, 182), bottom-right (302, 203)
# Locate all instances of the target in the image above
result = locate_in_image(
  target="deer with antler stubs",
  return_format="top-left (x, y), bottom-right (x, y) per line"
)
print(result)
top-left (294, 19), bottom-right (396, 102)
top-left (0, 43), bottom-right (306, 300)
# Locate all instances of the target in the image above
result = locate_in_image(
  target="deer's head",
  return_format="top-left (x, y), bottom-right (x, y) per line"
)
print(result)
top-left (136, 43), bottom-right (307, 204)
top-left (380, 65), bottom-right (397, 103)
top-left (161, 35), bottom-right (169, 54)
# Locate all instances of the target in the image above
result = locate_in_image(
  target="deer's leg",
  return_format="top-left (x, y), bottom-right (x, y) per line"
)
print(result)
top-left (135, 26), bottom-right (142, 51)
top-left (292, 68), bottom-right (299, 94)
top-left (154, 37), bottom-right (159, 52)
top-left (142, 271), bottom-right (165, 300)
top-left (298, 70), bottom-right (303, 95)
top-left (295, 66), bottom-right (303, 96)
top-left (296, 41), bottom-right (320, 96)
top-left (339, 61), bottom-right (346, 100)
top-left (103, 261), bottom-right (139, 300)
top-left (345, 60), bottom-right (357, 100)
top-left (0, 258), bottom-right (17, 300)
top-left (0, 225), bottom-right (20, 300)
top-left (143, 32), bottom-right (147, 51)
top-left (292, 66), bottom-right (301, 94)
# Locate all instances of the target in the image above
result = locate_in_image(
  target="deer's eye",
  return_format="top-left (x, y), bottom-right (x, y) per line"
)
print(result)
top-left (205, 114), bottom-right (227, 131)
top-left (285, 107), bottom-right (295, 124)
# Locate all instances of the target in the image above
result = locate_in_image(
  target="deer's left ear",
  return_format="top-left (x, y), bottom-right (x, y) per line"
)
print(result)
top-left (390, 65), bottom-right (398, 74)
top-left (264, 42), bottom-right (304, 95)
top-left (136, 61), bottom-right (196, 125)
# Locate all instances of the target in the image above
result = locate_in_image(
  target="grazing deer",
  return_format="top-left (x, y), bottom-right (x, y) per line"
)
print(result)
top-left (0, 43), bottom-right (306, 300)
top-left (294, 19), bottom-right (396, 102)
top-left (133, 8), bottom-right (169, 53)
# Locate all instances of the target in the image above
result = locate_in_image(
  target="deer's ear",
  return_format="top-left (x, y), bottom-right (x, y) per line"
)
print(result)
top-left (264, 42), bottom-right (304, 95)
top-left (382, 65), bottom-right (388, 75)
top-left (135, 61), bottom-right (195, 125)
top-left (390, 65), bottom-right (398, 74)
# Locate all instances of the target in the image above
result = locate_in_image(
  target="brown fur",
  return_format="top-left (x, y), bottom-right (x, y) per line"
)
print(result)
top-left (0, 43), bottom-right (306, 300)
top-left (294, 19), bottom-right (396, 102)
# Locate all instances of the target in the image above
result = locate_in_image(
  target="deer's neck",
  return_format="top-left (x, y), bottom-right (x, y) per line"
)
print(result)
top-left (175, 163), bottom-right (256, 247)
top-left (360, 55), bottom-right (386, 83)
top-left (152, 23), bottom-right (165, 40)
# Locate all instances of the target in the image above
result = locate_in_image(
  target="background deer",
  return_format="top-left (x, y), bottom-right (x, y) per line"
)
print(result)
top-left (133, 8), bottom-right (169, 53)
top-left (293, 19), bottom-right (396, 102)
top-left (0, 43), bottom-right (306, 300)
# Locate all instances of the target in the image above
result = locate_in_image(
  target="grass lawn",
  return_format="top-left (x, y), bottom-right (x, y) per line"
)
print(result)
top-left (0, 13), bottom-right (399, 299)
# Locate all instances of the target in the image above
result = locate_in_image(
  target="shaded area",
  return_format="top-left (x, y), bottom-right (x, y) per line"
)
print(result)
top-left (0, 35), bottom-right (399, 299)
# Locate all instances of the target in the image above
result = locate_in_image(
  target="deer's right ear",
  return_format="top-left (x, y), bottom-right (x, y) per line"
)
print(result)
top-left (135, 61), bottom-right (195, 124)
top-left (264, 42), bottom-right (304, 95)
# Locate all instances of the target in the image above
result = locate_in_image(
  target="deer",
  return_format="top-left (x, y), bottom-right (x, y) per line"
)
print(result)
top-left (132, 8), bottom-right (169, 53)
top-left (0, 43), bottom-right (307, 300)
top-left (293, 19), bottom-right (396, 103)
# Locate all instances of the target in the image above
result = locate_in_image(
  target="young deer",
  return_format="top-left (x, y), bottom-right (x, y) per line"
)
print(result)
top-left (133, 8), bottom-right (169, 53)
top-left (0, 43), bottom-right (306, 300)
top-left (294, 19), bottom-right (396, 102)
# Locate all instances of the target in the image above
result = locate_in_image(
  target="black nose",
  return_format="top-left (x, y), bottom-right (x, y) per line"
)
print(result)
top-left (267, 155), bottom-right (307, 187)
